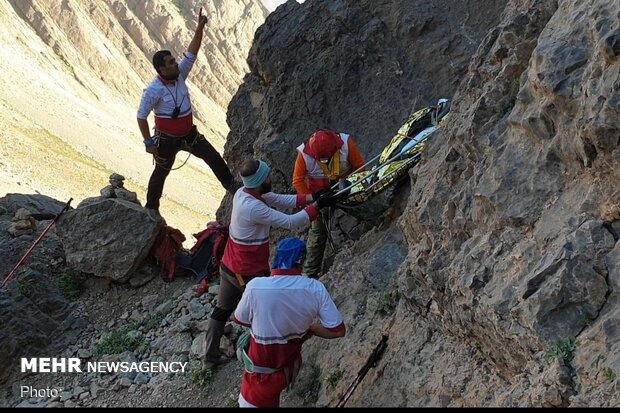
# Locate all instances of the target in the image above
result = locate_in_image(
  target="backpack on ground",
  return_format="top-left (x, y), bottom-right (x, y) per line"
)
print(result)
top-left (150, 225), bottom-right (187, 282)
top-left (174, 221), bottom-right (229, 293)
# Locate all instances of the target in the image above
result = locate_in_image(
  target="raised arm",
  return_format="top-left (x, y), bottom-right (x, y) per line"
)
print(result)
top-left (188, 7), bottom-right (207, 56)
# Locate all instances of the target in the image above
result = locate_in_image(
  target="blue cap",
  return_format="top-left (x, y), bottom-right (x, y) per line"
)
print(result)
top-left (272, 238), bottom-right (307, 270)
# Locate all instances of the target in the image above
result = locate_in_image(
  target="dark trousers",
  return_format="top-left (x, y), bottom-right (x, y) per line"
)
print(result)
top-left (204, 265), bottom-right (265, 361)
top-left (146, 126), bottom-right (234, 210)
top-left (303, 211), bottom-right (328, 278)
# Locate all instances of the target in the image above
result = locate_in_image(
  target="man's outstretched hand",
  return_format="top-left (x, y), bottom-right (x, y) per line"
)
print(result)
top-left (197, 7), bottom-right (208, 30)
top-left (316, 188), bottom-right (340, 209)
top-left (189, 7), bottom-right (208, 54)
top-left (311, 188), bottom-right (330, 202)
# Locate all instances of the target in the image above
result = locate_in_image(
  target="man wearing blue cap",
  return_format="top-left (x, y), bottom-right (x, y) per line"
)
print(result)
top-left (232, 237), bottom-right (346, 408)
top-left (203, 160), bottom-right (339, 369)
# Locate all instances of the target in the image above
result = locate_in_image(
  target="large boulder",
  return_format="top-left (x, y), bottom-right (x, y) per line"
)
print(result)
top-left (55, 199), bottom-right (162, 283)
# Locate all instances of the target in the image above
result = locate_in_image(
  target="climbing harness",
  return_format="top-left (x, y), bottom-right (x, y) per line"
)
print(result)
top-left (152, 129), bottom-right (197, 171)
top-left (236, 331), bottom-right (280, 374)
top-left (235, 330), bottom-right (303, 390)
top-left (316, 150), bottom-right (341, 181)
top-left (153, 150), bottom-right (191, 171)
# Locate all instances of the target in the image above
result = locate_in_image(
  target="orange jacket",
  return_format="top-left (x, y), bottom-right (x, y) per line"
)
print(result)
top-left (292, 137), bottom-right (365, 195)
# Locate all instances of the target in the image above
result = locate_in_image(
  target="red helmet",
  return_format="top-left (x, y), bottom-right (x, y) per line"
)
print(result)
top-left (306, 129), bottom-right (343, 159)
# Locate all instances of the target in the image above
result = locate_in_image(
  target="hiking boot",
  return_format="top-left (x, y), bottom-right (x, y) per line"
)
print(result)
top-left (202, 356), bottom-right (228, 370)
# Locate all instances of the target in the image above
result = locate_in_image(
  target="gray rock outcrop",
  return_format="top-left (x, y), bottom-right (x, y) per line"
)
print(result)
top-left (55, 199), bottom-right (162, 283)
top-left (0, 194), bottom-right (84, 390)
top-left (221, 0), bottom-right (620, 408)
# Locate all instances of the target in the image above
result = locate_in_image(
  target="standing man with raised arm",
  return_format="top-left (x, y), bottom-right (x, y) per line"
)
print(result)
top-left (137, 7), bottom-right (236, 220)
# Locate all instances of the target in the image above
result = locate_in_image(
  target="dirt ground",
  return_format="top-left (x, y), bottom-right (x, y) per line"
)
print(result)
top-left (7, 268), bottom-right (320, 408)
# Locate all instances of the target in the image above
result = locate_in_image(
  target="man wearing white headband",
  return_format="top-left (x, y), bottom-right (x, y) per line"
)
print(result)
top-left (203, 159), bottom-right (338, 368)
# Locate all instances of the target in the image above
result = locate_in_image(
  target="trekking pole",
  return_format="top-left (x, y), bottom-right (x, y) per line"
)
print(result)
top-left (1, 198), bottom-right (73, 289)
top-left (335, 335), bottom-right (388, 408)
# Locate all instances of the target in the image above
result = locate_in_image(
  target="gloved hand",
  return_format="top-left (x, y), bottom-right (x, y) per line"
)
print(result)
top-left (311, 188), bottom-right (330, 202)
top-left (144, 137), bottom-right (158, 155)
top-left (316, 188), bottom-right (340, 209)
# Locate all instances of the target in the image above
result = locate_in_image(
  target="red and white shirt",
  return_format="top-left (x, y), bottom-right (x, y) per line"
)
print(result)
top-left (137, 51), bottom-right (196, 137)
top-left (221, 189), bottom-right (318, 277)
top-left (233, 271), bottom-right (345, 407)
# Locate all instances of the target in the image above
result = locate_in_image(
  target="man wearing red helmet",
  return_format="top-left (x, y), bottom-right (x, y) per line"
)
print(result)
top-left (292, 129), bottom-right (365, 279)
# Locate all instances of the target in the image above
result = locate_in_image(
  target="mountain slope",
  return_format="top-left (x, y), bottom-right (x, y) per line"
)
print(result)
top-left (1, 0), bottom-right (619, 408)
top-left (0, 0), bottom-right (266, 238)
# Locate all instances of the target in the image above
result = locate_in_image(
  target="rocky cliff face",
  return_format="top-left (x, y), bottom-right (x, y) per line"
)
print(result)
top-left (217, 0), bottom-right (507, 248)
top-left (0, 0), bottom-right (266, 238)
top-left (223, 0), bottom-right (620, 407)
top-left (223, 0), bottom-right (504, 174)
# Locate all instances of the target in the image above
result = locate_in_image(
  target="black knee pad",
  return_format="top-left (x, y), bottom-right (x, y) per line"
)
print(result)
top-left (210, 306), bottom-right (233, 322)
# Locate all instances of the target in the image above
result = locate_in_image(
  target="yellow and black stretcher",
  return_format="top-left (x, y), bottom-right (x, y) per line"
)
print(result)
top-left (333, 98), bottom-right (451, 207)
